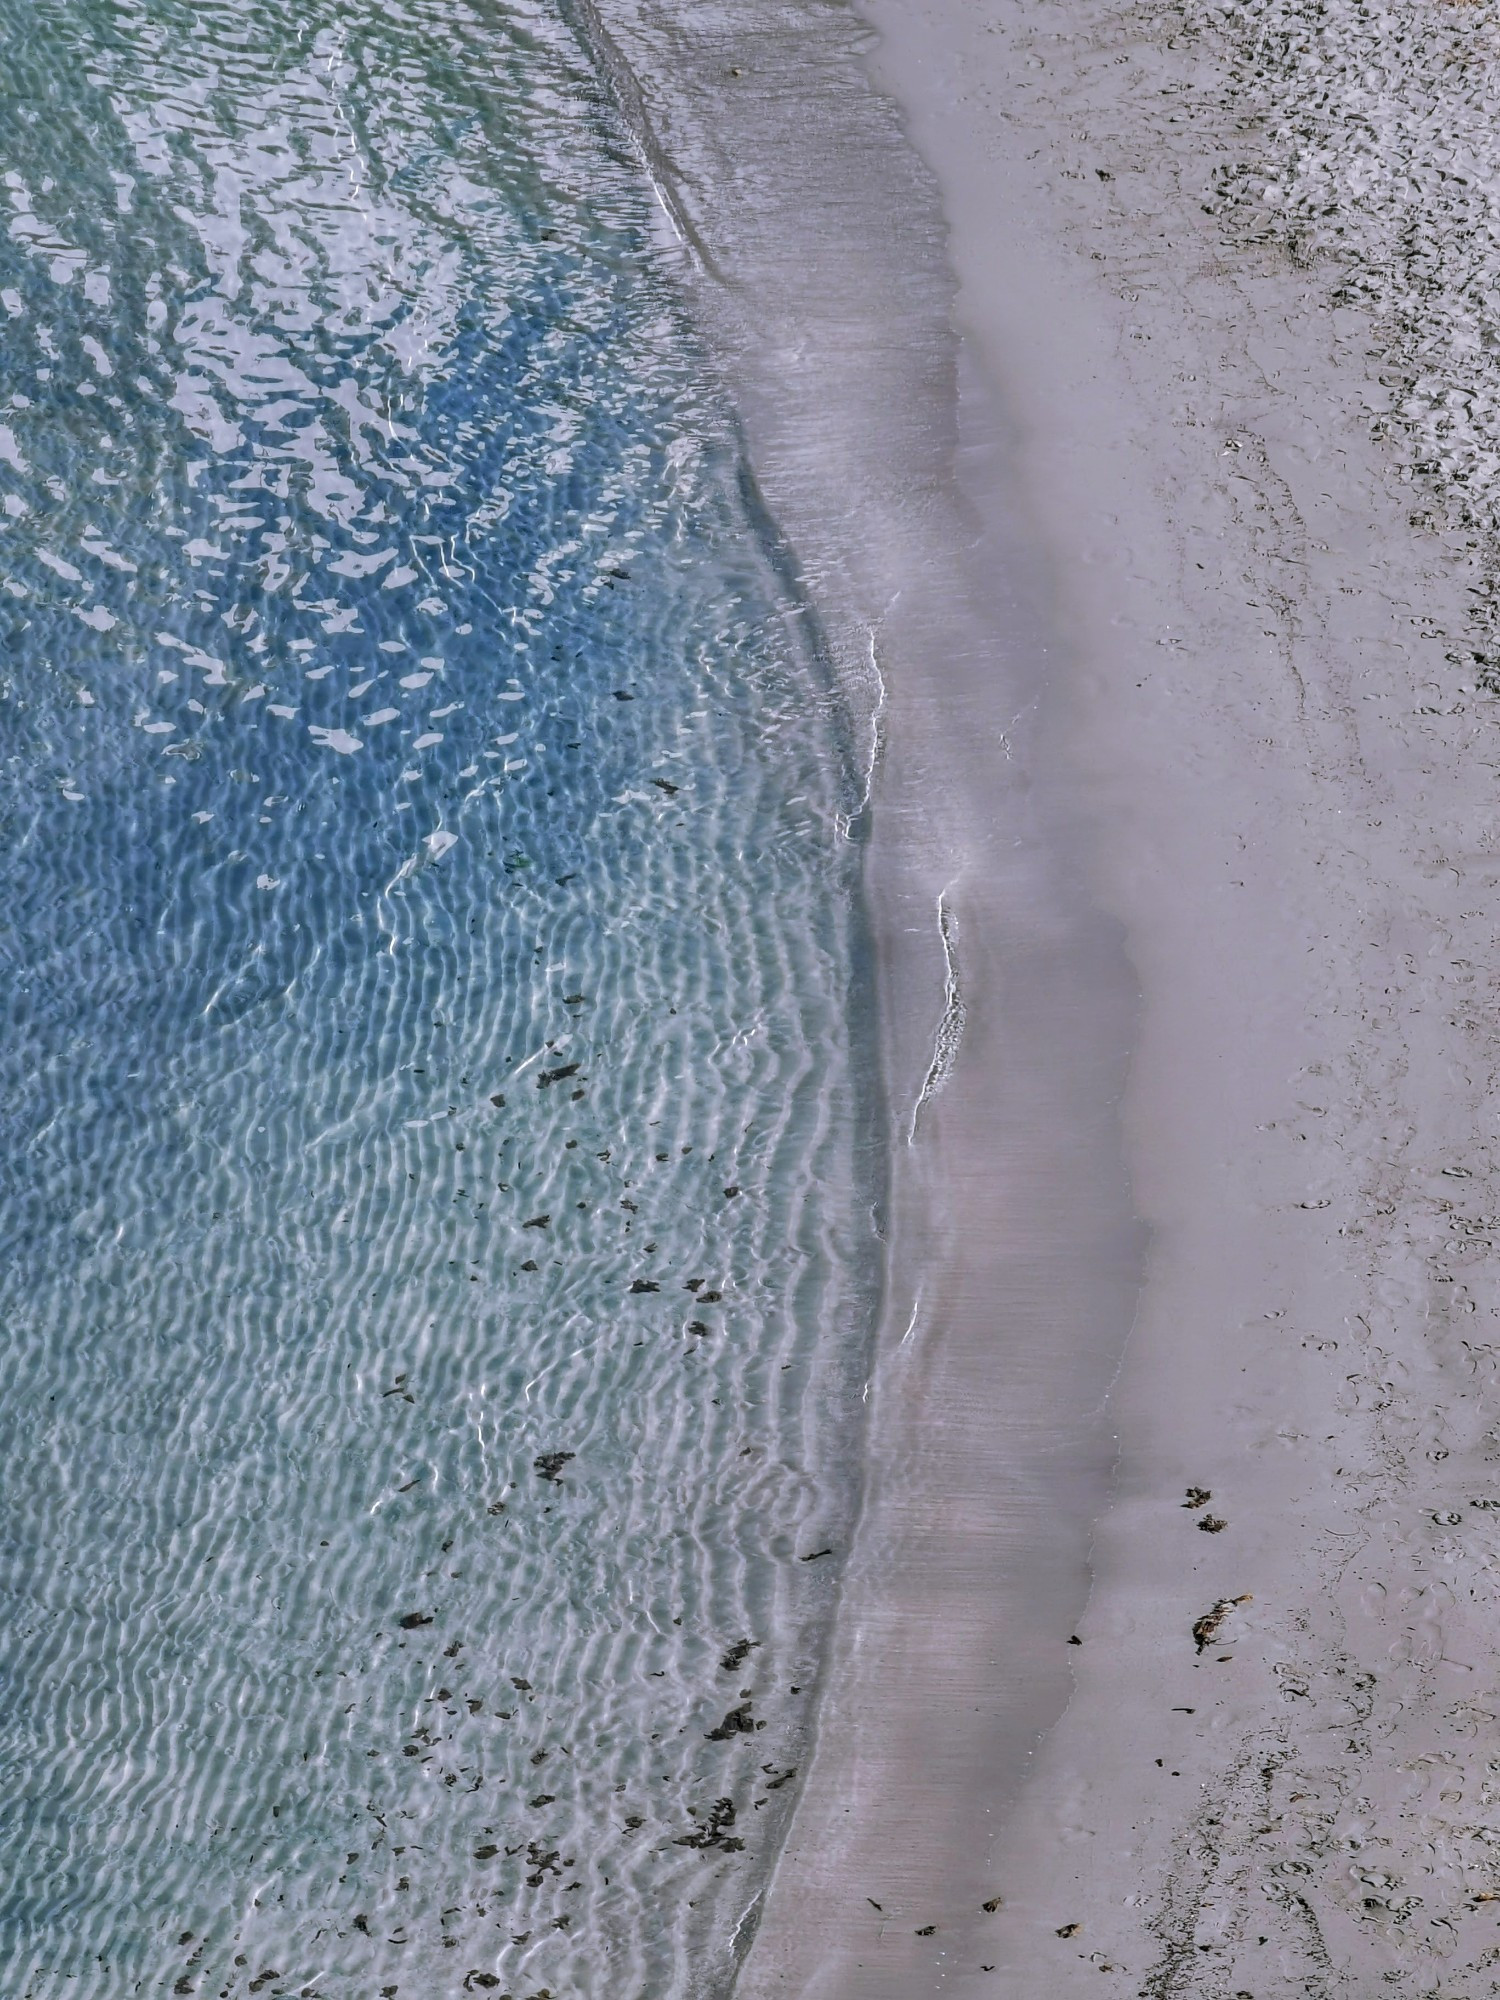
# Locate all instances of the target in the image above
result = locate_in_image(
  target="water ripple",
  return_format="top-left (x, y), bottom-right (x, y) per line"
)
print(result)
top-left (0, 3), bottom-right (876, 1995)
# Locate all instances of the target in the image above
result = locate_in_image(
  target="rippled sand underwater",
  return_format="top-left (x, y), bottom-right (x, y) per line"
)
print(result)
top-left (0, 4), bottom-right (877, 1994)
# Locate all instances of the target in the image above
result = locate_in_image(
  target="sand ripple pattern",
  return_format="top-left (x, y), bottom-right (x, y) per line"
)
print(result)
top-left (0, 5), bottom-right (877, 1996)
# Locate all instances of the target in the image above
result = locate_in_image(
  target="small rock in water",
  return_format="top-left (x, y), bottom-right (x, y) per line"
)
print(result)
top-left (674, 1795), bottom-right (743, 1852)
top-left (398, 1611), bottom-right (433, 1630)
top-left (706, 1701), bottom-right (761, 1741)
top-left (534, 1452), bottom-right (575, 1483)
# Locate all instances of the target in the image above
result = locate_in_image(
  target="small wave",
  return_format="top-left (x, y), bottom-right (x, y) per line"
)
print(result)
top-left (909, 886), bottom-right (966, 1145)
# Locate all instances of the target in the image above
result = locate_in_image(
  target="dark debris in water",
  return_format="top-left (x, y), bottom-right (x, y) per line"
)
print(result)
top-left (705, 1701), bottom-right (762, 1741)
top-left (674, 1795), bottom-right (744, 1853)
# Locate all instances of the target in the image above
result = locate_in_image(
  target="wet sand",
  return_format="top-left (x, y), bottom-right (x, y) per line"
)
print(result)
top-left (742, 0), bottom-right (1500, 1989)
top-left (597, 0), bottom-right (1500, 1989)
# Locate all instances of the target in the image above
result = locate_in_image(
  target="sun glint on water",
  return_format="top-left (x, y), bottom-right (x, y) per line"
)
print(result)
top-left (0, 4), bottom-right (875, 1995)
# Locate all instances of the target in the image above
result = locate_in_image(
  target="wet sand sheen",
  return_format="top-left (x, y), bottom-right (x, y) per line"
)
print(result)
top-left (586, 0), bottom-right (1143, 1990)
top-left (603, 0), bottom-right (1500, 1990)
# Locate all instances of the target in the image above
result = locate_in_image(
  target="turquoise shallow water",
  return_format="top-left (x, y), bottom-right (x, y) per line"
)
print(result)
top-left (0, 4), bottom-right (877, 1995)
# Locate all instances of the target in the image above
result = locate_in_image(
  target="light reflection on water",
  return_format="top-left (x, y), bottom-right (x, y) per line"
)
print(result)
top-left (0, 4), bottom-right (874, 1994)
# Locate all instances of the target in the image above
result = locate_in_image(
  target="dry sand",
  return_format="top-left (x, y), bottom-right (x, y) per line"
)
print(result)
top-left (596, 0), bottom-right (1500, 1990)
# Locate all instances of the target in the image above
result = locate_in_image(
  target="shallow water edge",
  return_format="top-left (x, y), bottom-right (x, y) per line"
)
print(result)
top-left (581, 1), bottom-right (1146, 1992)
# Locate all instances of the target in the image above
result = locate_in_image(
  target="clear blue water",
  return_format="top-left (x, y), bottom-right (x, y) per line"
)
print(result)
top-left (0, 4), bottom-right (876, 1995)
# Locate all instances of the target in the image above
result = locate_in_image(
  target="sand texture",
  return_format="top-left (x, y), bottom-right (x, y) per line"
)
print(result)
top-left (594, 0), bottom-right (1500, 1989)
top-left (752, 0), bottom-right (1500, 1990)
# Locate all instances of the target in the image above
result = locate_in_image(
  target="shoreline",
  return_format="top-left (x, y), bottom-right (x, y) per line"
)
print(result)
top-left (598, 0), bottom-right (1500, 1987)
top-left (585, 0), bottom-right (1146, 1989)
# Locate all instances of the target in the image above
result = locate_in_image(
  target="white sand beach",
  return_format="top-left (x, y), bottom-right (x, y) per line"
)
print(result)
top-left (600, 0), bottom-right (1500, 1989)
